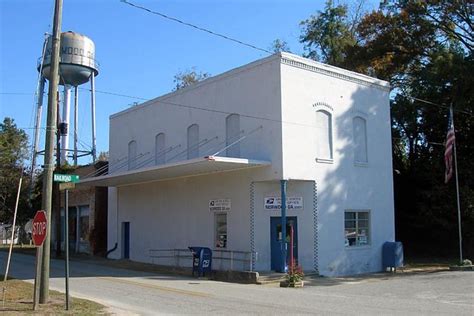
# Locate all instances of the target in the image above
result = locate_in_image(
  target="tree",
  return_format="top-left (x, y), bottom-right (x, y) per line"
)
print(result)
top-left (298, 0), bottom-right (474, 258)
top-left (345, 1), bottom-right (474, 258)
top-left (173, 68), bottom-right (211, 91)
top-left (269, 39), bottom-right (291, 53)
top-left (0, 117), bottom-right (31, 223)
top-left (299, 0), bottom-right (359, 66)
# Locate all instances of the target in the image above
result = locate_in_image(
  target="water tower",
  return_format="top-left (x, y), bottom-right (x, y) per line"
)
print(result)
top-left (32, 31), bottom-right (99, 170)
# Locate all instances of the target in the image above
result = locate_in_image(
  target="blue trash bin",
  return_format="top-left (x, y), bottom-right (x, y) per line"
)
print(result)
top-left (382, 241), bottom-right (404, 271)
top-left (189, 247), bottom-right (212, 277)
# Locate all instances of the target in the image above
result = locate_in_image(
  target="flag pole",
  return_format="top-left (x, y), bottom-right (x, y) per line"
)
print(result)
top-left (450, 105), bottom-right (463, 264)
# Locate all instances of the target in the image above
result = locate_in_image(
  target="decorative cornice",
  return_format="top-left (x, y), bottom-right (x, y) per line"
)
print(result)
top-left (281, 57), bottom-right (390, 92)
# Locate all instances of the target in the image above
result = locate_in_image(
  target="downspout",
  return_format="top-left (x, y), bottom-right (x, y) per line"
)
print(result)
top-left (280, 179), bottom-right (287, 273)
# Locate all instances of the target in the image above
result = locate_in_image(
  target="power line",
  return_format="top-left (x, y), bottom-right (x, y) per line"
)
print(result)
top-left (4, 88), bottom-right (472, 121)
top-left (119, 0), bottom-right (273, 55)
top-left (78, 87), bottom-right (148, 101)
top-left (403, 95), bottom-right (473, 116)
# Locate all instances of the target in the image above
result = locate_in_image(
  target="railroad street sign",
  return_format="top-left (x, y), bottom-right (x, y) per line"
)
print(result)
top-left (32, 210), bottom-right (47, 246)
top-left (53, 173), bottom-right (80, 183)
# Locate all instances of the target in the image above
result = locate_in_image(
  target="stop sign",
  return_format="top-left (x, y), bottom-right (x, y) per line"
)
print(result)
top-left (32, 210), bottom-right (47, 246)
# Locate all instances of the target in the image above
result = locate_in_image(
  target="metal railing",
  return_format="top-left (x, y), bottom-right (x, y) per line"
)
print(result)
top-left (149, 248), bottom-right (257, 272)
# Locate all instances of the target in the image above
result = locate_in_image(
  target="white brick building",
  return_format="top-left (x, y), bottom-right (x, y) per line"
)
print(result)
top-left (81, 52), bottom-right (394, 276)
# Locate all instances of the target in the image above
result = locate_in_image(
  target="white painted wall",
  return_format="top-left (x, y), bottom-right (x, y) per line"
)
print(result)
top-left (107, 168), bottom-right (264, 269)
top-left (106, 52), bottom-right (395, 276)
top-left (108, 55), bottom-right (284, 180)
top-left (252, 180), bottom-right (315, 271)
top-left (280, 53), bottom-right (394, 276)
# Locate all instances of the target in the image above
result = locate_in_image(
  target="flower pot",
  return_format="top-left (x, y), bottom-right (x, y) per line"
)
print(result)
top-left (280, 280), bottom-right (304, 288)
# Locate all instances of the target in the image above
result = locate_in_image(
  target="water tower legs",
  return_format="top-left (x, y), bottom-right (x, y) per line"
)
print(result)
top-left (73, 86), bottom-right (78, 166)
top-left (90, 74), bottom-right (97, 162)
top-left (30, 77), bottom-right (46, 185)
top-left (60, 84), bottom-right (71, 164)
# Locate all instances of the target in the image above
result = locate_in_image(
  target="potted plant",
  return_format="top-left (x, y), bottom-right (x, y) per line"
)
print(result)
top-left (280, 265), bottom-right (304, 288)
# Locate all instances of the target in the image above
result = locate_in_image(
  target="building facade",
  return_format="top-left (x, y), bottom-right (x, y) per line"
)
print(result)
top-left (56, 162), bottom-right (108, 255)
top-left (81, 53), bottom-right (394, 276)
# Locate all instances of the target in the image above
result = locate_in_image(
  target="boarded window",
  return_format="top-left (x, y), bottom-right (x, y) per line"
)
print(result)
top-left (226, 113), bottom-right (240, 157)
top-left (187, 124), bottom-right (199, 159)
top-left (315, 110), bottom-right (333, 160)
top-left (353, 116), bottom-right (368, 163)
top-left (128, 140), bottom-right (137, 170)
top-left (155, 133), bottom-right (166, 165)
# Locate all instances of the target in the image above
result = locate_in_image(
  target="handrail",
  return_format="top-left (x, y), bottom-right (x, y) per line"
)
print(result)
top-left (149, 248), bottom-right (257, 272)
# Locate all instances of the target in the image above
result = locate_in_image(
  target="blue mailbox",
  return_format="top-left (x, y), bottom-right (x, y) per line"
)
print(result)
top-left (382, 241), bottom-right (404, 271)
top-left (189, 247), bottom-right (212, 277)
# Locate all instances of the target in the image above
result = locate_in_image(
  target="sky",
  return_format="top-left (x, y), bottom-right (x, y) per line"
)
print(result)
top-left (0, 0), bottom-right (376, 165)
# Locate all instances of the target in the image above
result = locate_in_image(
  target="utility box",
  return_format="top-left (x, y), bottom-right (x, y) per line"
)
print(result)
top-left (382, 241), bottom-right (404, 270)
top-left (189, 246), bottom-right (212, 277)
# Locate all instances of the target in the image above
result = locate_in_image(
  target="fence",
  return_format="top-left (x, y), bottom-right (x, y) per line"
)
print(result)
top-left (149, 248), bottom-right (257, 272)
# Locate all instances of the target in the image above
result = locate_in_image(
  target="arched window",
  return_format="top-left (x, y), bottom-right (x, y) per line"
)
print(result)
top-left (155, 133), bottom-right (166, 165)
top-left (353, 116), bottom-right (368, 163)
top-left (187, 124), bottom-right (199, 159)
top-left (315, 110), bottom-right (333, 160)
top-left (226, 113), bottom-right (240, 157)
top-left (128, 140), bottom-right (137, 170)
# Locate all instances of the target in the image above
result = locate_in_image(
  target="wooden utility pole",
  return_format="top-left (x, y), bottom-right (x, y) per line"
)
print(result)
top-left (39, 0), bottom-right (63, 304)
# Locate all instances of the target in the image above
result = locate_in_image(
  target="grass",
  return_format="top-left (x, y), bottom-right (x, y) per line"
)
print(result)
top-left (0, 276), bottom-right (107, 315)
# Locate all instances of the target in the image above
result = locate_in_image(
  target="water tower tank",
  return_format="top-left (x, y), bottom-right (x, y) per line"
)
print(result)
top-left (40, 31), bottom-right (99, 86)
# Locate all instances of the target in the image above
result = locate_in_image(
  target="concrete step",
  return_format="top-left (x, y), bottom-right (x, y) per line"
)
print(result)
top-left (256, 273), bottom-right (287, 285)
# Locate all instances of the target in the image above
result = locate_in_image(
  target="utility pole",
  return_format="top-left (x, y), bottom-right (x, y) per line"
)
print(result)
top-left (40, 0), bottom-right (63, 304)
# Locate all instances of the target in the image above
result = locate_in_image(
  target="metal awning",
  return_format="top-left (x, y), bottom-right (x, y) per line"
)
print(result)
top-left (77, 156), bottom-right (271, 187)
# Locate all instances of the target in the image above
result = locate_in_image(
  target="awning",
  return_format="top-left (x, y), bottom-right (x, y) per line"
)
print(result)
top-left (77, 156), bottom-right (271, 187)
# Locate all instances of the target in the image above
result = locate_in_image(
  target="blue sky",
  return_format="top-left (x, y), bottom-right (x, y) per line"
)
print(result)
top-left (0, 0), bottom-right (375, 164)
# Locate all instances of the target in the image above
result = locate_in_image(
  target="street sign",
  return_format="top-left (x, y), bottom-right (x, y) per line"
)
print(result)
top-left (32, 210), bottom-right (47, 246)
top-left (53, 173), bottom-right (80, 183)
top-left (59, 182), bottom-right (76, 191)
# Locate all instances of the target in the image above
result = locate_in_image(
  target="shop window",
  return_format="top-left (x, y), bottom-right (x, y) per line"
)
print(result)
top-left (187, 124), bottom-right (199, 159)
top-left (353, 116), bottom-right (368, 164)
top-left (226, 113), bottom-right (240, 157)
top-left (155, 133), bottom-right (166, 165)
top-left (344, 211), bottom-right (370, 247)
top-left (315, 110), bottom-right (333, 161)
top-left (215, 213), bottom-right (227, 249)
top-left (128, 140), bottom-right (137, 170)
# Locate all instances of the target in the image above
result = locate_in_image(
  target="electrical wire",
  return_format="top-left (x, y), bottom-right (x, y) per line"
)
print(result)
top-left (401, 95), bottom-right (473, 116)
top-left (120, 0), bottom-right (272, 55)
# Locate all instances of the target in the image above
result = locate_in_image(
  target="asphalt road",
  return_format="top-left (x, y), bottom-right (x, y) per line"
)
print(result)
top-left (1, 252), bottom-right (473, 315)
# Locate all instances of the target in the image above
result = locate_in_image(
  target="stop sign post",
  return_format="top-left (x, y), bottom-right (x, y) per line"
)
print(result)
top-left (32, 210), bottom-right (47, 310)
top-left (32, 210), bottom-right (47, 246)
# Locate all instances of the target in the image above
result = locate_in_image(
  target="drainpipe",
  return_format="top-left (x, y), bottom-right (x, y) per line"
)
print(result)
top-left (280, 180), bottom-right (287, 273)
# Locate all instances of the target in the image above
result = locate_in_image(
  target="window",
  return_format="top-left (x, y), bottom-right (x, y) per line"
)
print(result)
top-left (226, 113), bottom-right (240, 157)
top-left (315, 110), bottom-right (333, 160)
top-left (128, 140), bottom-right (137, 170)
top-left (344, 211), bottom-right (370, 247)
top-left (155, 133), bottom-right (166, 165)
top-left (187, 124), bottom-right (199, 159)
top-left (353, 116), bottom-right (368, 164)
top-left (215, 213), bottom-right (227, 248)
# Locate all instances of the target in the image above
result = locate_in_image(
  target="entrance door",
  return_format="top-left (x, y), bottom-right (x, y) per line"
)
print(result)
top-left (270, 217), bottom-right (298, 272)
top-left (122, 222), bottom-right (130, 259)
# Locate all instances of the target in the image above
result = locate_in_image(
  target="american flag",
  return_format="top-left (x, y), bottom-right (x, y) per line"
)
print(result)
top-left (444, 108), bottom-right (456, 183)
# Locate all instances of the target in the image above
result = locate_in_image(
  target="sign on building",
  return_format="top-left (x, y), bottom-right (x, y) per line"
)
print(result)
top-left (209, 199), bottom-right (231, 212)
top-left (264, 197), bottom-right (303, 210)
